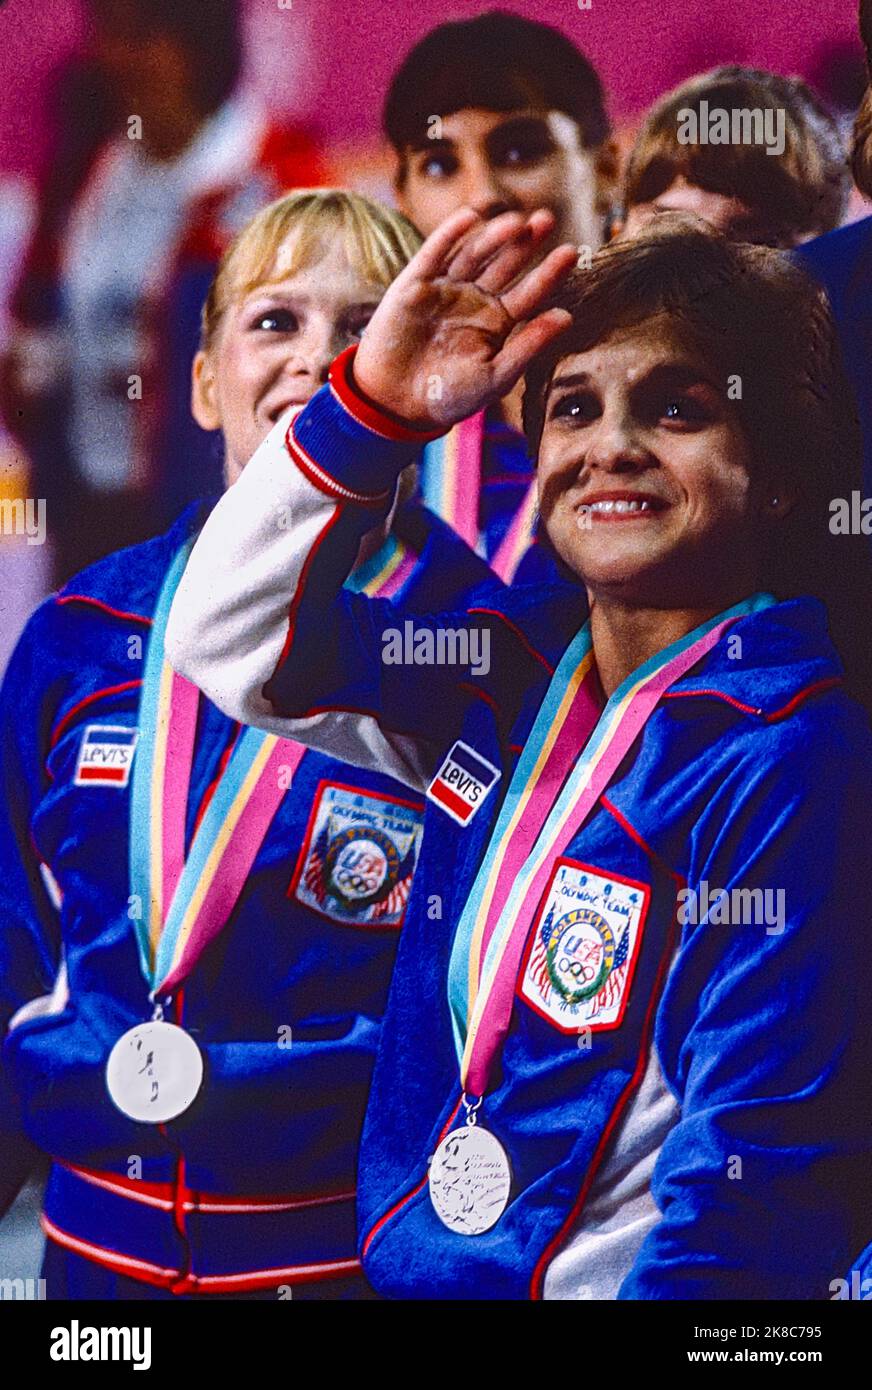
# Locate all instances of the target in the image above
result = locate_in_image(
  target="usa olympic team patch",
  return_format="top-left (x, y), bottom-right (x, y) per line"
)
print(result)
top-left (518, 859), bottom-right (650, 1033)
top-left (291, 782), bottom-right (424, 928)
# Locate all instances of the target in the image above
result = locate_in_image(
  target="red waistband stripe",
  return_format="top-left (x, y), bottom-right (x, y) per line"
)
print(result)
top-left (60, 1162), bottom-right (355, 1214)
top-left (42, 1215), bottom-right (362, 1294)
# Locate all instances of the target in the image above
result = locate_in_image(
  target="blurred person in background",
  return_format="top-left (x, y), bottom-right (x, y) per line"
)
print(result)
top-left (796, 8), bottom-right (872, 1295)
top-left (795, 0), bottom-right (872, 501)
top-left (381, 10), bottom-right (616, 583)
top-left (0, 55), bottom-right (116, 603)
top-left (1, 0), bottom-right (324, 585)
top-left (0, 107), bottom-right (59, 676)
top-left (806, 30), bottom-right (871, 222)
top-left (620, 66), bottom-right (850, 248)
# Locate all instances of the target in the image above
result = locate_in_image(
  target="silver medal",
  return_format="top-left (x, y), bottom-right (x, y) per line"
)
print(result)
top-left (429, 1123), bottom-right (512, 1236)
top-left (106, 1020), bottom-right (203, 1123)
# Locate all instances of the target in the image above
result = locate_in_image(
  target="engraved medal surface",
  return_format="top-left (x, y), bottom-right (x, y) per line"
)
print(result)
top-left (429, 1123), bottom-right (512, 1236)
top-left (106, 1020), bottom-right (203, 1123)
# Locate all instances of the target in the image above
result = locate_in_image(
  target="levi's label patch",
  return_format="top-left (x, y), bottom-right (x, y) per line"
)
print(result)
top-left (518, 859), bottom-right (650, 1033)
top-left (74, 725), bottom-right (138, 788)
top-left (426, 741), bottom-right (501, 826)
top-left (292, 782), bottom-right (424, 928)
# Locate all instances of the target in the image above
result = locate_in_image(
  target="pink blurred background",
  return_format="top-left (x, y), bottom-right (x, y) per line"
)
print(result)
top-left (0, 0), bottom-right (865, 178)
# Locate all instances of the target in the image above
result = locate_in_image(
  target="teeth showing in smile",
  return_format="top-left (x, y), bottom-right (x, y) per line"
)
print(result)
top-left (584, 499), bottom-right (653, 514)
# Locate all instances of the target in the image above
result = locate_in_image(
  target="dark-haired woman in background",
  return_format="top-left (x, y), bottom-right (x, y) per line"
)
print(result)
top-left (380, 10), bottom-right (617, 582)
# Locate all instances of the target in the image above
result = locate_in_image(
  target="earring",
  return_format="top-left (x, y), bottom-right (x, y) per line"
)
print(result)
top-left (770, 496), bottom-right (780, 507)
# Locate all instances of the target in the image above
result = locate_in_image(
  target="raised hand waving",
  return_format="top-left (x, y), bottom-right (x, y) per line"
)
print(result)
top-left (353, 206), bottom-right (578, 431)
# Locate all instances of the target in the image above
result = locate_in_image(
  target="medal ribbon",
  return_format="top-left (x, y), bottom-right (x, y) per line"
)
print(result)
top-left (490, 480), bottom-right (538, 583)
top-left (420, 413), bottom-right (484, 552)
top-left (345, 532), bottom-right (417, 598)
top-left (131, 532), bottom-right (422, 999)
top-left (448, 592), bottom-right (776, 1097)
top-left (130, 541), bottom-right (306, 996)
top-left (422, 414), bottom-right (538, 579)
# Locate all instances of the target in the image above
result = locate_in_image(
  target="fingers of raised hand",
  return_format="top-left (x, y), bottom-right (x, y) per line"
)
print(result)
top-left (409, 207), bottom-right (482, 281)
top-left (500, 243), bottom-right (579, 322)
top-left (444, 210), bottom-right (534, 285)
top-left (477, 212), bottom-right (559, 295)
top-left (490, 308), bottom-right (574, 398)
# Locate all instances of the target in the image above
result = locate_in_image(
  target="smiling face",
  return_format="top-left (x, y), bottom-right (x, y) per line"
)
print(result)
top-left (192, 238), bottom-right (386, 485)
top-left (536, 320), bottom-right (772, 610)
top-left (396, 108), bottom-right (607, 253)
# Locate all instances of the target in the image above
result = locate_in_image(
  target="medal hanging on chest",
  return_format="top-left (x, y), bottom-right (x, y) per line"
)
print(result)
top-left (106, 541), bottom-right (306, 1124)
top-left (429, 593), bottom-right (776, 1235)
top-left (105, 1009), bottom-right (204, 1124)
top-left (107, 532), bottom-right (420, 1125)
top-left (429, 1095), bottom-right (512, 1236)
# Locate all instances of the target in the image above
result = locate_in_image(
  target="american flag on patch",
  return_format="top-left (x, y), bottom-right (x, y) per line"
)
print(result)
top-left (303, 822), bottom-right (331, 904)
top-left (595, 927), bottom-right (629, 1012)
top-left (369, 842), bottom-right (417, 920)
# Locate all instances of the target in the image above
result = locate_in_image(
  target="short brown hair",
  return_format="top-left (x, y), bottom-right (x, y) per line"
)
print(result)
top-left (624, 66), bottom-right (849, 244)
top-left (383, 11), bottom-right (609, 161)
top-left (522, 223), bottom-right (872, 703)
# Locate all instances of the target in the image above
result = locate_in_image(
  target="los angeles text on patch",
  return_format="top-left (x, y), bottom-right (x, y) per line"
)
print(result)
top-left (74, 725), bottom-right (138, 787)
top-left (518, 859), bottom-right (650, 1033)
top-left (426, 741), bottom-right (501, 826)
top-left (291, 782), bottom-right (424, 928)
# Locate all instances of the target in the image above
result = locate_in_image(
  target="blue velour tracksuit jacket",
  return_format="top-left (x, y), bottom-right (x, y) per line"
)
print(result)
top-left (165, 356), bottom-right (872, 1300)
top-left (0, 496), bottom-right (492, 1297)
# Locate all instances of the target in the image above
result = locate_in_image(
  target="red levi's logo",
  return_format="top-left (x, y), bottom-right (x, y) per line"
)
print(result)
top-left (426, 741), bottom-right (501, 827)
top-left (74, 726), bottom-right (139, 788)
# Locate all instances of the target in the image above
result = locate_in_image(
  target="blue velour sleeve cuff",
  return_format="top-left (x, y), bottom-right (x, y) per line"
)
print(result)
top-left (288, 344), bottom-right (447, 505)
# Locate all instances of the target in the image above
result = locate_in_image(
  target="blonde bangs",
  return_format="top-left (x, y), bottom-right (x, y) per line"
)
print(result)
top-left (201, 189), bottom-right (422, 350)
